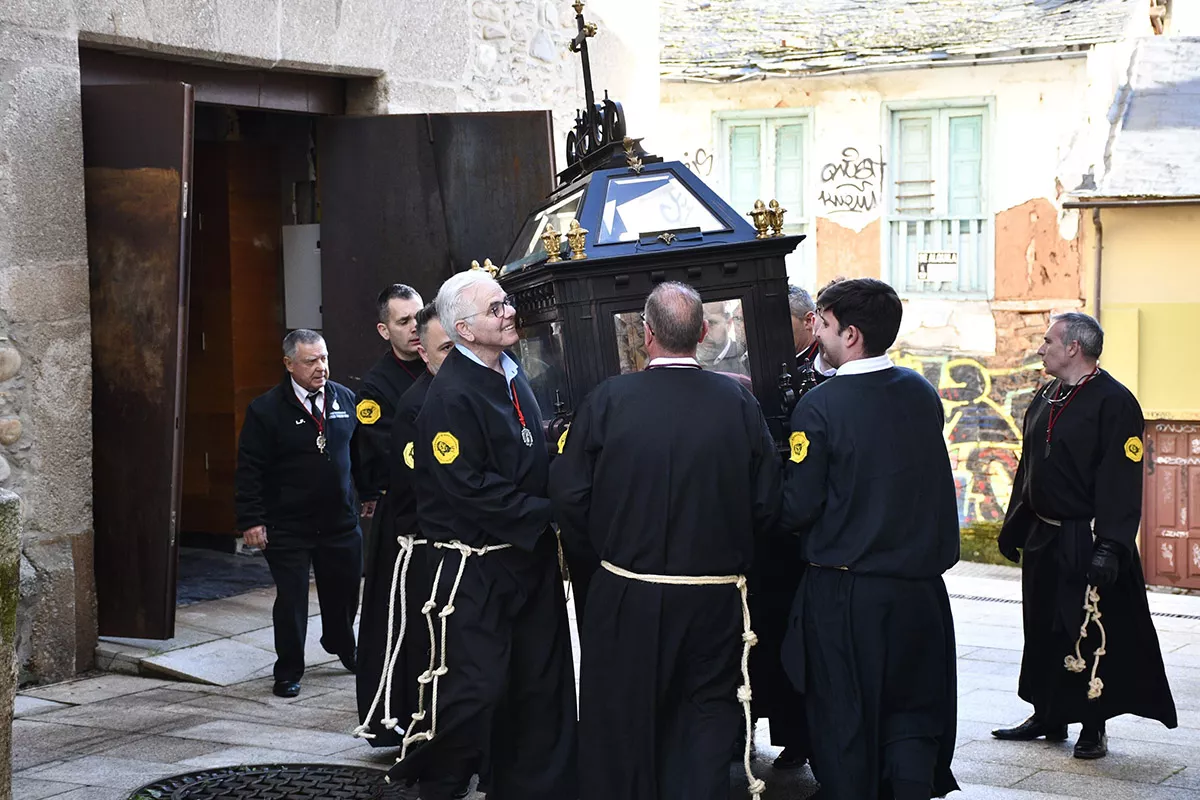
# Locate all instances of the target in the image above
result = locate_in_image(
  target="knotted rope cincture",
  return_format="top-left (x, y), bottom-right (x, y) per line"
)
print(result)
top-left (383, 539), bottom-right (513, 783)
top-left (353, 535), bottom-right (427, 740)
top-left (1063, 584), bottom-right (1106, 700)
top-left (600, 560), bottom-right (765, 798)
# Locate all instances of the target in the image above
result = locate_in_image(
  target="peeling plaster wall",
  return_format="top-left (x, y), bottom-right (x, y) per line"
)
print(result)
top-left (1, 0), bottom-right (658, 684)
top-left (658, 54), bottom-right (1121, 523)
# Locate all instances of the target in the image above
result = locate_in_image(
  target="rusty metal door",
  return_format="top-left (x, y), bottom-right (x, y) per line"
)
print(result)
top-left (82, 83), bottom-right (194, 638)
top-left (317, 112), bottom-right (554, 388)
top-left (1142, 421), bottom-right (1200, 589)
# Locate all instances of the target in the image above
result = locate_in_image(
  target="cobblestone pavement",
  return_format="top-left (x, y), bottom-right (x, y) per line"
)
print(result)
top-left (12, 563), bottom-right (1200, 799)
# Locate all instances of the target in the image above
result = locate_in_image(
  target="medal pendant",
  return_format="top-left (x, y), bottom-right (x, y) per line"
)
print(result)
top-left (317, 433), bottom-right (327, 453)
top-left (521, 427), bottom-right (534, 448)
top-left (1044, 440), bottom-right (1051, 458)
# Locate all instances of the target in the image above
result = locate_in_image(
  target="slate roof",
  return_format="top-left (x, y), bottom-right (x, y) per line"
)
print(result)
top-left (1080, 36), bottom-right (1200, 198)
top-left (661, 0), bottom-right (1139, 81)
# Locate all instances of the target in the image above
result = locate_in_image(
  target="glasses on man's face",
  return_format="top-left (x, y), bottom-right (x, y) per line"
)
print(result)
top-left (462, 296), bottom-right (515, 321)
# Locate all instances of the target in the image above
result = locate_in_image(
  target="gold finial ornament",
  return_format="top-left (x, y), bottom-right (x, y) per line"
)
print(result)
top-left (468, 258), bottom-right (499, 277)
top-left (470, 259), bottom-right (481, 271)
top-left (566, 219), bottom-right (589, 260)
top-left (572, 0), bottom-right (584, 13)
top-left (541, 224), bottom-right (563, 263)
top-left (747, 199), bottom-right (770, 239)
top-left (767, 199), bottom-right (787, 237)
top-left (623, 137), bottom-right (644, 174)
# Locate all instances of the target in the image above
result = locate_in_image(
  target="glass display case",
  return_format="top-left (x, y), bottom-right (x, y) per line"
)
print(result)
top-left (612, 299), bottom-right (754, 391)
top-left (512, 320), bottom-right (568, 418)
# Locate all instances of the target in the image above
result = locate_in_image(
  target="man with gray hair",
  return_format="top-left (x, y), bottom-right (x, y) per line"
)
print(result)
top-left (994, 311), bottom-right (1176, 759)
top-left (550, 281), bottom-right (781, 800)
top-left (386, 270), bottom-right (576, 799)
top-left (235, 329), bottom-right (362, 698)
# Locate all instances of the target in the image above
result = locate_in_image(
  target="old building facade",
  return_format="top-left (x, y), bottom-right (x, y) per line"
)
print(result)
top-left (657, 0), bottom-right (1168, 527)
top-left (1, 0), bottom-right (657, 683)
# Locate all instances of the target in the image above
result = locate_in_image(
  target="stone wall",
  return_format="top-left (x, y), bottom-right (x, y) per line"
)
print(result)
top-left (0, 0), bottom-right (657, 684)
top-left (0, 489), bottom-right (20, 799)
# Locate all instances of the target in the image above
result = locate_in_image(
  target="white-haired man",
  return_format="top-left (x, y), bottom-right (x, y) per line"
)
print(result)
top-left (386, 270), bottom-right (577, 800)
top-left (994, 312), bottom-right (1176, 759)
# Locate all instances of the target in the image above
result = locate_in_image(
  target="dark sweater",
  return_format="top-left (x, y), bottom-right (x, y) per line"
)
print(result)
top-left (235, 378), bottom-right (359, 535)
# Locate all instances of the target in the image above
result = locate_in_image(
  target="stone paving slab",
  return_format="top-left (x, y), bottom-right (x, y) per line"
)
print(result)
top-left (13, 694), bottom-right (70, 718)
top-left (20, 674), bottom-right (174, 705)
top-left (168, 719), bottom-right (363, 756)
top-left (20, 753), bottom-right (182, 791)
top-left (10, 775), bottom-right (88, 799)
top-left (140, 637), bottom-right (278, 686)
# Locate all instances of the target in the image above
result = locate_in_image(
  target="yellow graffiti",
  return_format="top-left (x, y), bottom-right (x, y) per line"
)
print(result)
top-left (893, 351), bottom-right (1044, 522)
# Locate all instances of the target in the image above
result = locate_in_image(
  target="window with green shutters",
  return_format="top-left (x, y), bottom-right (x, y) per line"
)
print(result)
top-left (716, 114), bottom-right (813, 290)
top-left (888, 105), bottom-right (991, 297)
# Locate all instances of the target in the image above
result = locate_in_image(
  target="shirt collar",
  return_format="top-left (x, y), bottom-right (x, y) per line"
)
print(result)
top-left (455, 343), bottom-right (520, 383)
top-left (834, 354), bottom-right (894, 376)
top-left (291, 379), bottom-right (323, 405)
top-left (647, 357), bottom-right (702, 369)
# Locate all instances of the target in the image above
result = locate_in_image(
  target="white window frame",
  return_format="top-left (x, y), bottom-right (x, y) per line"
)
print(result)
top-left (881, 98), bottom-right (995, 299)
top-left (713, 110), bottom-right (815, 290)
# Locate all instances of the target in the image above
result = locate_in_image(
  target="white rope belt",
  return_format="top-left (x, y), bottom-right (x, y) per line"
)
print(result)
top-left (600, 560), bottom-right (766, 798)
top-left (385, 539), bottom-right (513, 781)
top-left (354, 535), bottom-right (428, 739)
top-left (1064, 584), bottom-right (1107, 700)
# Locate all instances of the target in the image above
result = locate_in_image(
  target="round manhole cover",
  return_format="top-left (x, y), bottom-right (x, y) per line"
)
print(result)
top-left (127, 764), bottom-right (413, 800)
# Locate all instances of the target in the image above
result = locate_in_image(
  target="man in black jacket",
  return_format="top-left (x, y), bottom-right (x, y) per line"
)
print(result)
top-left (236, 329), bottom-right (362, 698)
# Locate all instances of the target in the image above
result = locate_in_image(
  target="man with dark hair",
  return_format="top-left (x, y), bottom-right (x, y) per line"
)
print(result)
top-left (550, 281), bottom-right (781, 800)
top-left (993, 311), bottom-right (1176, 759)
top-left (780, 278), bottom-right (960, 800)
top-left (387, 270), bottom-right (576, 800)
top-left (354, 284), bottom-right (426, 522)
top-left (356, 302), bottom-right (457, 749)
top-left (236, 330), bottom-right (362, 698)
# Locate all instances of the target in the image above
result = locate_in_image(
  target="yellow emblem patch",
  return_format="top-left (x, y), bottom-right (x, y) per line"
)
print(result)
top-left (356, 399), bottom-right (382, 424)
top-left (1124, 436), bottom-right (1144, 463)
top-left (789, 431), bottom-right (810, 464)
top-left (403, 441), bottom-right (415, 470)
top-left (432, 432), bottom-right (460, 465)
top-left (557, 425), bottom-right (570, 455)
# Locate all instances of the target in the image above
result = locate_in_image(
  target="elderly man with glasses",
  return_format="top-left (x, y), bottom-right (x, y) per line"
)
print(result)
top-left (385, 269), bottom-right (577, 800)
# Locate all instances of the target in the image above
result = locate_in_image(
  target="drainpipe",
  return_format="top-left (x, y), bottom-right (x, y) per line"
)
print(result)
top-left (1092, 208), bottom-right (1103, 324)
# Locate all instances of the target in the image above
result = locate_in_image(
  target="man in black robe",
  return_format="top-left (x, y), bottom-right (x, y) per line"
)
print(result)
top-left (993, 312), bottom-right (1176, 758)
top-left (550, 281), bottom-right (781, 800)
top-left (387, 270), bottom-right (576, 800)
top-left (354, 284), bottom-right (427, 572)
top-left (356, 303), bottom-right (454, 749)
top-left (781, 278), bottom-right (960, 800)
top-left (749, 284), bottom-right (823, 771)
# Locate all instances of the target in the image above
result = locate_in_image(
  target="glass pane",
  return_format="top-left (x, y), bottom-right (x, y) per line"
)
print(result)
top-left (947, 115), bottom-right (983, 217)
top-left (896, 115), bottom-right (933, 215)
top-left (612, 299), bottom-right (754, 390)
top-left (598, 173), bottom-right (725, 244)
top-left (520, 190), bottom-right (584, 258)
top-left (774, 123), bottom-right (805, 218)
top-left (728, 125), bottom-right (761, 215)
top-left (513, 321), bottom-right (568, 417)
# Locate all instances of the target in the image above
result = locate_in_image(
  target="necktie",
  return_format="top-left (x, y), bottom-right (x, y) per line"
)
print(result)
top-left (307, 390), bottom-right (324, 427)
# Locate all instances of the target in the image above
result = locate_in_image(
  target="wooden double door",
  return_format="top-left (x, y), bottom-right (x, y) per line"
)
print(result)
top-left (83, 82), bottom-right (554, 638)
top-left (1142, 421), bottom-right (1200, 589)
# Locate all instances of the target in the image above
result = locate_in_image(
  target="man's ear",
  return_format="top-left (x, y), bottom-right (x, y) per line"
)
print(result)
top-left (698, 319), bottom-right (710, 344)
top-left (376, 322), bottom-right (390, 341)
top-left (456, 320), bottom-right (475, 343)
top-left (417, 343), bottom-right (430, 365)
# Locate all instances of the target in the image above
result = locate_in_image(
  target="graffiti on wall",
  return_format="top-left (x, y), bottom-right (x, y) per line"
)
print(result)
top-left (682, 148), bottom-right (714, 177)
top-left (894, 352), bottom-right (1045, 524)
top-left (818, 146), bottom-right (885, 214)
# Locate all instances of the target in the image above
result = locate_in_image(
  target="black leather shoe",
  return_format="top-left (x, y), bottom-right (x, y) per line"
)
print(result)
top-left (339, 648), bottom-right (357, 674)
top-left (991, 715), bottom-right (1068, 741)
top-left (1074, 725), bottom-right (1108, 759)
top-left (452, 778), bottom-right (473, 799)
top-left (273, 680), bottom-right (301, 698)
top-left (772, 746), bottom-right (808, 770)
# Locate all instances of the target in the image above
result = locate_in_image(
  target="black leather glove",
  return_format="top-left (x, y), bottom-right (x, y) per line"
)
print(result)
top-left (1086, 539), bottom-right (1124, 587)
top-left (997, 531), bottom-right (1020, 564)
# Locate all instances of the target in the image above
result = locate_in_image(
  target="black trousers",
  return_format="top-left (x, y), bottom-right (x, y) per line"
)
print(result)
top-left (263, 526), bottom-right (363, 682)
